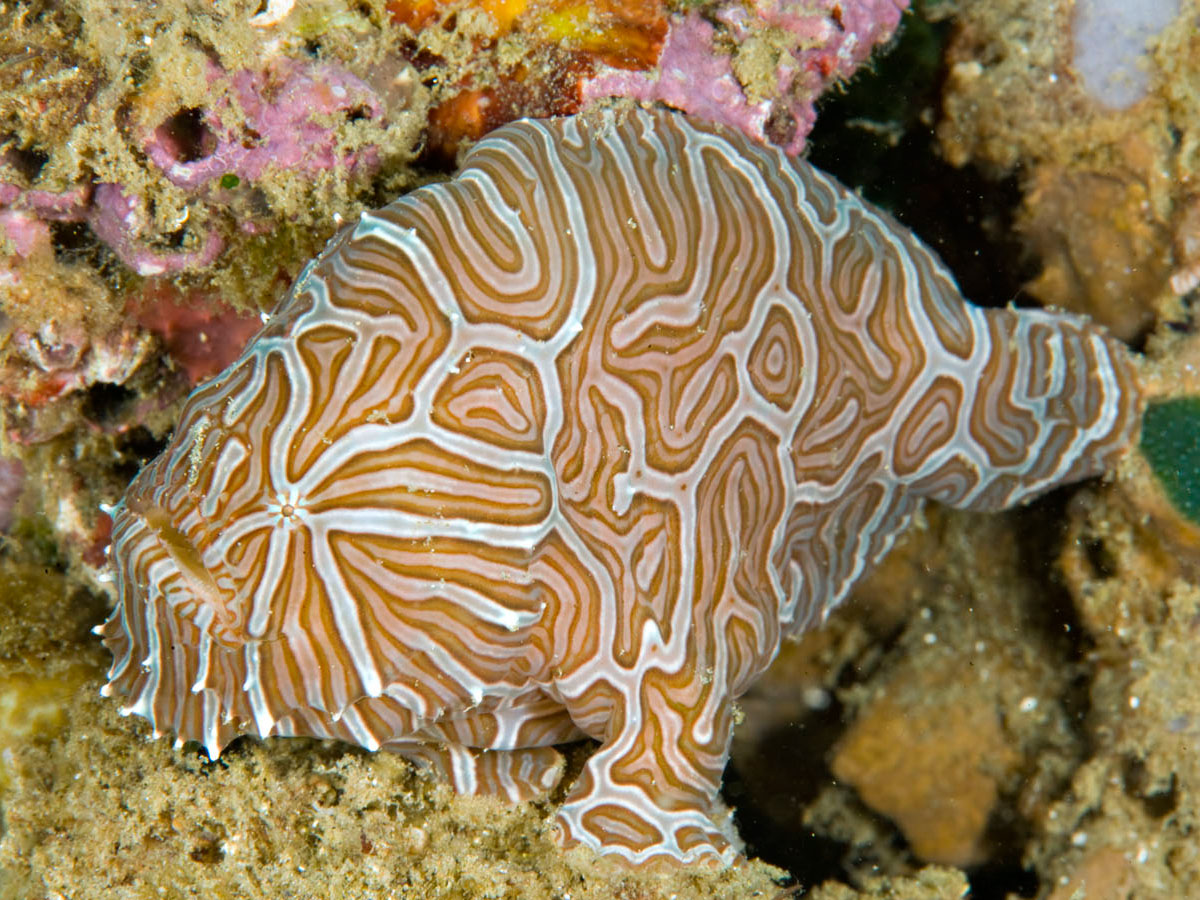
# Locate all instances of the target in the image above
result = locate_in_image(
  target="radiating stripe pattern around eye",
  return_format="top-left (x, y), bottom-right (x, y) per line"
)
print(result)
top-left (99, 107), bottom-right (1143, 867)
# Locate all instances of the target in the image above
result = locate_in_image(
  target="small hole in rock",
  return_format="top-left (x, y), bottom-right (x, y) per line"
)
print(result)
top-left (1082, 537), bottom-right (1117, 579)
top-left (156, 108), bottom-right (217, 163)
top-left (1142, 775), bottom-right (1178, 819)
top-left (49, 220), bottom-right (92, 257)
top-left (47, 220), bottom-right (126, 287)
top-left (7, 145), bottom-right (49, 181)
top-left (82, 382), bottom-right (136, 428)
top-left (129, 51), bottom-right (153, 87)
top-left (113, 426), bottom-right (169, 482)
top-left (189, 838), bottom-right (224, 865)
top-left (48, 220), bottom-right (109, 271)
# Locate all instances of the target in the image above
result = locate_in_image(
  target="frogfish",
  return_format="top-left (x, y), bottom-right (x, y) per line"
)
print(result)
top-left (99, 107), bottom-right (1142, 867)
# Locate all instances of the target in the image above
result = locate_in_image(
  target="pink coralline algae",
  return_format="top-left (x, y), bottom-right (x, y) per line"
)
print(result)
top-left (583, 0), bottom-right (909, 155)
top-left (141, 58), bottom-right (384, 191)
top-left (1, 57), bottom-right (386, 278)
top-left (0, 178), bottom-right (224, 278)
top-left (0, 208), bottom-right (51, 259)
top-left (0, 182), bottom-right (89, 268)
top-left (0, 182), bottom-right (89, 229)
top-left (90, 184), bottom-right (227, 277)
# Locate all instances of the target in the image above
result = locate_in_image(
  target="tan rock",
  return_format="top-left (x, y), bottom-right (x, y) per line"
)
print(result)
top-left (831, 665), bottom-right (1021, 867)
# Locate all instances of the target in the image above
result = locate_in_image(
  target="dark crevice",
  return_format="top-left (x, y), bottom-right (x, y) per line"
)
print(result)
top-left (805, 11), bottom-right (1035, 312)
top-left (111, 426), bottom-right (170, 482)
top-left (81, 381), bottom-right (137, 428)
top-left (6, 144), bottom-right (49, 181)
top-left (156, 107), bottom-right (216, 163)
top-left (1142, 776), bottom-right (1179, 820)
top-left (48, 219), bottom-right (128, 288)
top-left (48, 219), bottom-right (93, 259)
top-left (1123, 758), bottom-right (1179, 819)
top-left (725, 697), bottom-right (861, 887)
top-left (967, 861), bottom-right (1039, 899)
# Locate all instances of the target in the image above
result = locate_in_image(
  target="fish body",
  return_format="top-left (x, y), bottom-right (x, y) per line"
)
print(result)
top-left (101, 107), bottom-right (1141, 866)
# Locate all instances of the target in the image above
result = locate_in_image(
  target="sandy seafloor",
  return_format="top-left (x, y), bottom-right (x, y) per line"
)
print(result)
top-left (3, 1), bottom-right (1200, 898)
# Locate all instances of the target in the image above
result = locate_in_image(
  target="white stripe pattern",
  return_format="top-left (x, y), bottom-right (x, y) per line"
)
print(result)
top-left (99, 107), bottom-right (1142, 867)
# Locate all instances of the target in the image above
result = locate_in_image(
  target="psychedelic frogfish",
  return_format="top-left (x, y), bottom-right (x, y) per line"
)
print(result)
top-left (99, 107), bottom-right (1142, 867)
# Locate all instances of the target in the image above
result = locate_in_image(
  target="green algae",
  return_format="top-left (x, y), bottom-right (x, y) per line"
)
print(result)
top-left (1140, 396), bottom-right (1200, 524)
